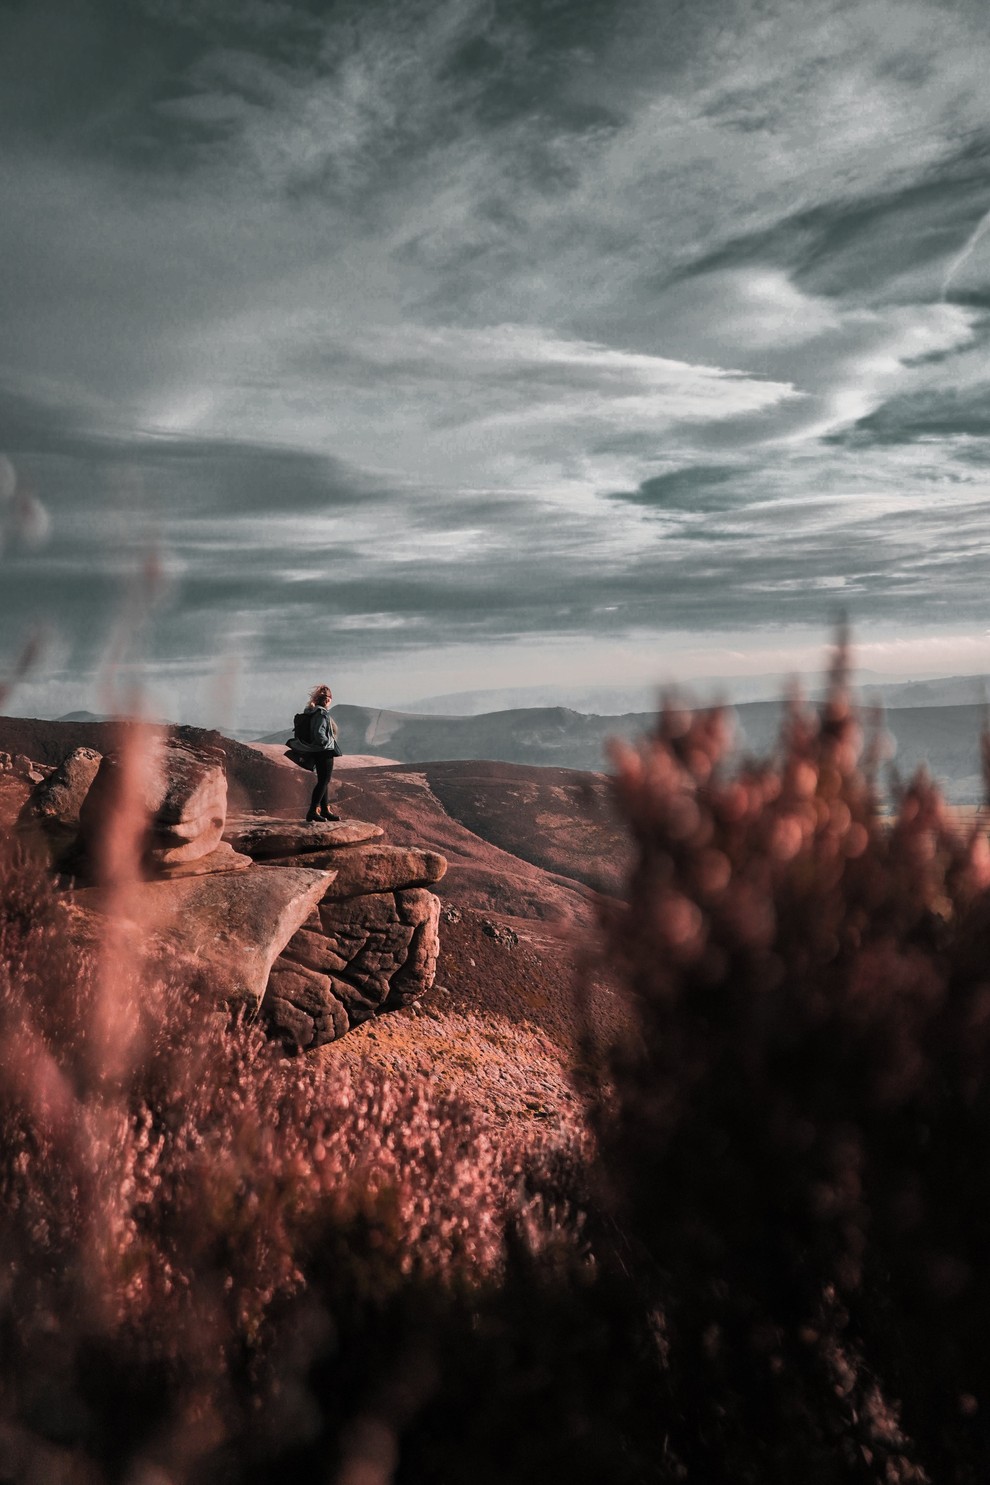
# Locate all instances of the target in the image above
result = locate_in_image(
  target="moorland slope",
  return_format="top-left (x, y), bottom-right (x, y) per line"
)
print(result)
top-left (302, 757), bottom-right (633, 1119)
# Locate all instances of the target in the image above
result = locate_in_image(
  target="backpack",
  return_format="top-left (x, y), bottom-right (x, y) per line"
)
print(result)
top-left (293, 708), bottom-right (328, 748)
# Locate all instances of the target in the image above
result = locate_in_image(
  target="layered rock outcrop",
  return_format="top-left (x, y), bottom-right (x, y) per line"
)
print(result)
top-left (223, 818), bottom-right (445, 1048)
top-left (15, 732), bottom-right (446, 1047)
top-left (268, 884), bottom-right (442, 1048)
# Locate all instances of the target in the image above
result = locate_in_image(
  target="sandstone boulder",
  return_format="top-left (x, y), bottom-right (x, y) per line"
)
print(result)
top-left (72, 864), bottom-right (334, 1010)
top-left (81, 737), bottom-right (226, 822)
top-left (22, 746), bottom-right (102, 828)
top-left (278, 884), bottom-right (442, 1032)
top-left (15, 746), bottom-right (104, 869)
top-left (223, 816), bottom-right (383, 858)
top-left (14, 755), bottom-right (49, 784)
top-left (78, 738), bottom-right (228, 875)
top-left (151, 741), bottom-right (228, 826)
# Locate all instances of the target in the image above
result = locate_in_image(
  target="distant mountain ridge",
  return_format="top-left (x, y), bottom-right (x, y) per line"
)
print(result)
top-left (257, 697), bottom-right (990, 802)
top-left (874, 676), bottom-right (990, 709)
top-left (398, 672), bottom-right (990, 716)
top-left (260, 704), bottom-right (628, 772)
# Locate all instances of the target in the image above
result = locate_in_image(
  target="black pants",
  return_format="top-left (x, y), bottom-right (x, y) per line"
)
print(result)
top-left (308, 752), bottom-right (335, 816)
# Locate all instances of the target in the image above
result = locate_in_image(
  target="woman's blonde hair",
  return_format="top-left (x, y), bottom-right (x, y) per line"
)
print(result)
top-left (309, 683), bottom-right (332, 708)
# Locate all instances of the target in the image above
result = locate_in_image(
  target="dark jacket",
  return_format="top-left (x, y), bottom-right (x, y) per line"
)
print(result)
top-left (289, 705), bottom-right (340, 755)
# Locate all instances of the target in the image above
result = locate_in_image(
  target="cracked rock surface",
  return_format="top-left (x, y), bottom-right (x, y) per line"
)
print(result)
top-left (266, 888), bottom-right (442, 1048)
top-left (224, 814), bottom-right (446, 1050)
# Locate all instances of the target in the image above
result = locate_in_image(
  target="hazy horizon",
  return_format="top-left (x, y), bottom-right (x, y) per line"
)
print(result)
top-left (7, 660), bottom-right (990, 737)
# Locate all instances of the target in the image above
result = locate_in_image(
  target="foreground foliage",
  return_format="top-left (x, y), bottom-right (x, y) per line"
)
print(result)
top-left (0, 852), bottom-right (620, 1483)
top-left (4, 654), bottom-right (990, 1480)
top-left (600, 654), bottom-right (990, 1484)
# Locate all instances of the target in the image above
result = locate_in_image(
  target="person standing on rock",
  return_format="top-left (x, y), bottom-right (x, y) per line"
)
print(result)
top-left (289, 684), bottom-right (342, 822)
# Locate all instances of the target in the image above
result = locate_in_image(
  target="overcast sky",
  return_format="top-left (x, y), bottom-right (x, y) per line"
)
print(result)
top-left (3, 0), bottom-right (990, 726)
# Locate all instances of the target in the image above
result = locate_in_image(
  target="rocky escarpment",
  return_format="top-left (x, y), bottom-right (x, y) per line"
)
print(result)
top-left (10, 736), bottom-right (446, 1049)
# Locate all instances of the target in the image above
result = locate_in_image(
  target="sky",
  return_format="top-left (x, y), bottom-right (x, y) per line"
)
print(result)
top-left (3, 0), bottom-right (990, 728)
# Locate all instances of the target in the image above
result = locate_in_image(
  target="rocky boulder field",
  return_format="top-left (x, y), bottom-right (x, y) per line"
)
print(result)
top-left (0, 718), bottom-right (631, 1129)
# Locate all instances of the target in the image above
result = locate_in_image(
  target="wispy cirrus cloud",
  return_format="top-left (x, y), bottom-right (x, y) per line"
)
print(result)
top-left (5, 0), bottom-right (990, 721)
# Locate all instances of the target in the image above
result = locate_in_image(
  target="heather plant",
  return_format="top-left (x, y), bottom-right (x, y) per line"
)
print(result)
top-left (597, 648), bottom-right (990, 1483)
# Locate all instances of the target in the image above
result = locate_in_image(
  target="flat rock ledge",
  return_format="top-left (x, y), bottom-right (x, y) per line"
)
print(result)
top-left (269, 844), bottom-right (447, 899)
top-left (71, 865), bottom-right (335, 1010)
top-left (223, 816), bottom-right (383, 858)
